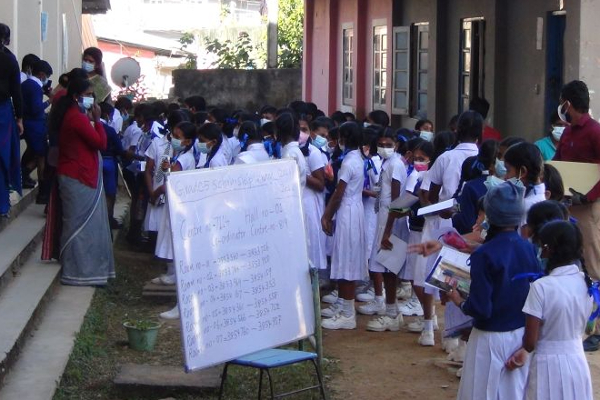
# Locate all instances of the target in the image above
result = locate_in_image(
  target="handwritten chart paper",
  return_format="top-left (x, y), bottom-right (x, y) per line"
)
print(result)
top-left (166, 160), bottom-right (315, 371)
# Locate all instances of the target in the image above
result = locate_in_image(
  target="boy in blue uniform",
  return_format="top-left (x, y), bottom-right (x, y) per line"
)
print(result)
top-left (99, 102), bottom-right (125, 229)
top-left (21, 59), bottom-right (52, 192)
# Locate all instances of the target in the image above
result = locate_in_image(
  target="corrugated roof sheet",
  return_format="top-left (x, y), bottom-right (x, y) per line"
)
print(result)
top-left (82, 0), bottom-right (111, 14)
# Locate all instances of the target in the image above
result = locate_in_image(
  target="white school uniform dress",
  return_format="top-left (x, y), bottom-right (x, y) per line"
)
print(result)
top-left (364, 155), bottom-right (383, 260)
top-left (331, 150), bottom-right (367, 281)
top-left (401, 168), bottom-right (424, 281)
top-left (228, 135), bottom-right (241, 160)
top-left (416, 143), bottom-right (478, 289)
top-left (110, 108), bottom-right (123, 134)
top-left (143, 135), bottom-right (173, 232)
top-left (155, 148), bottom-right (197, 260)
top-left (303, 144), bottom-right (328, 270)
top-left (522, 264), bottom-right (593, 400)
top-left (282, 141), bottom-right (307, 189)
top-left (121, 121), bottom-right (144, 152)
top-left (220, 133), bottom-right (234, 165)
top-left (520, 183), bottom-right (546, 232)
top-left (369, 153), bottom-right (407, 273)
top-left (234, 143), bottom-right (270, 165)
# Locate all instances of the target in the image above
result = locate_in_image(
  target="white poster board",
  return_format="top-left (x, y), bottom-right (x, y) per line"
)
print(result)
top-left (166, 160), bottom-right (315, 372)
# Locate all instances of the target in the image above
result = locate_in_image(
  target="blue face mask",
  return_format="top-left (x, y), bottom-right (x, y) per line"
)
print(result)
top-left (79, 96), bottom-right (94, 110)
top-left (197, 142), bottom-right (210, 154)
top-left (495, 158), bottom-right (507, 178)
top-left (506, 176), bottom-right (525, 189)
top-left (171, 138), bottom-right (183, 153)
top-left (82, 61), bottom-right (95, 73)
top-left (536, 245), bottom-right (548, 271)
top-left (312, 135), bottom-right (327, 149)
top-left (484, 175), bottom-right (505, 190)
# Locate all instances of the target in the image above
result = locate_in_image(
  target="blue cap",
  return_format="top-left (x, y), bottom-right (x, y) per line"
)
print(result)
top-left (484, 181), bottom-right (525, 227)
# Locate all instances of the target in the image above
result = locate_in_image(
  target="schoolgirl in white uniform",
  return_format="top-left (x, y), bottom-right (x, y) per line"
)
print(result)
top-left (277, 113), bottom-right (308, 189)
top-left (415, 112), bottom-right (479, 346)
top-left (506, 221), bottom-right (594, 400)
top-left (143, 120), bottom-right (172, 234)
top-left (207, 108), bottom-right (234, 165)
top-left (321, 122), bottom-right (366, 330)
top-left (153, 122), bottom-right (198, 319)
top-left (234, 121), bottom-right (270, 165)
top-left (197, 122), bottom-right (230, 169)
top-left (362, 129), bottom-right (407, 331)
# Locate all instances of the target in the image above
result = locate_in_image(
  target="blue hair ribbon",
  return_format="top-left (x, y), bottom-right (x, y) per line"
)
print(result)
top-left (239, 133), bottom-right (249, 151)
top-left (588, 282), bottom-right (600, 322)
top-left (511, 272), bottom-right (545, 282)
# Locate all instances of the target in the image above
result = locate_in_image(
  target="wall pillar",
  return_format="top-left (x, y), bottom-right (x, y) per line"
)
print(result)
top-left (578, 0), bottom-right (600, 107)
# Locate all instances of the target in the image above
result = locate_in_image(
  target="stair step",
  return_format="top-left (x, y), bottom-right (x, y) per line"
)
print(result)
top-left (0, 204), bottom-right (46, 292)
top-left (0, 247), bottom-right (60, 387)
top-left (0, 187), bottom-right (39, 235)
top-left (0, 284), bottom-right (94, 400)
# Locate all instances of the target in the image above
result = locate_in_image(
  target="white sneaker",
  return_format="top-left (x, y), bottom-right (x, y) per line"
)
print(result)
top-left (159, 304), bottom-right (180, 320)
top-left (442, 337), bottom-right (460, 354)
top-left (366, 315), bottom-right (402, 332)
top-left (356, 287), bottom-right (375, 302)
top-left (150, 274), bottom-right (176, 285)
top-left (447, 340), bottom-right (467, 362)
top-left (396, 283), bottom-right (412, 300)
top-left (321, 313), bottom-right (356, 330)
top-left (418, 330), bottom-right (435, 346)
top-left (321, 302), bottom-right (342, 318)
top-left (398, 298), bottom-right (424, 316)
top-left (357, 299), bottom-right (385, 315)
top-left (322, 290), bottom-right (338, 304)
top-left (407, 315), bottom-right (439, 332)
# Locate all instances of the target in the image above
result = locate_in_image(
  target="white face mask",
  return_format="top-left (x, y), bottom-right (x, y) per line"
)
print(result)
top-left (557, 102), bottom-right (570, 123)
top-left (377, 147), bottom-right (395, 159)
top-left (260, 118), bottom-right (271, 127)
top-left (80, 96), bottom-right (94, 110)
top-left (82, 61), bottom-right (95, 73)
top-left (420, 131), bottom-right (434, 142)
top-left (364, 122), bottom-right (371, 128)
top-left (552, 126), bottom-right (565, 141)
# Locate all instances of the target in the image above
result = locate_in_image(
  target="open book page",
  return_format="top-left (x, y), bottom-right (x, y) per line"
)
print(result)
top-left (374, 235), bottom-right (408, 275)
top-left (425, 246), bottom-right (471, 297)
top-left (417, 198), bottom-right (456, 216)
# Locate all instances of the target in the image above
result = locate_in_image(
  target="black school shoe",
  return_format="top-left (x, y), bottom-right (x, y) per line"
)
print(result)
top-left (583, 335), bottom-right (600, 351)
top-left (22, 176), bottom-right (36, 189)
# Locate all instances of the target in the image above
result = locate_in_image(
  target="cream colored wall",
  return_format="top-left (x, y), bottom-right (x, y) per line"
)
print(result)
top-left (1, 0), bottom-right (83, 76)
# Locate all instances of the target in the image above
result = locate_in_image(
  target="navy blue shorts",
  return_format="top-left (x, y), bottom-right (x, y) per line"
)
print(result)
top-left (23, 119), bottom-right (48, 156)
top-left (102, 157), bottom-right (118, 196)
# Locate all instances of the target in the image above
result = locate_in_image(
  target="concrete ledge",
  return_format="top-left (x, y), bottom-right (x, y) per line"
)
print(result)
top-left (142, 282), bottom-right (176, 300)
top-left (0, 187), bottom-right (39, 235)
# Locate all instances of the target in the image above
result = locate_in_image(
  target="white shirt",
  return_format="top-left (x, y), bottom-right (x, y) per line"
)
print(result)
top-left (426, 143), bottom-right (479, 201)
top-left (145, 136), bottom-right (173, 191)
top-left (305, 143), bottom-right (327, 174)
top-left (379, 154), bottom-right (407, 208)
top-left (338, 149), bottom-right (364, 204)
top-left (110, 108), bottom-right (123, 134)
top-left (121, 121), bottom-right (144, 152)
top-left (282, 141), bottom-right (308, 189)
top-left (234, 143), bottom-right (270, 165)
top-left (522, 183), bottom-right (547, 227)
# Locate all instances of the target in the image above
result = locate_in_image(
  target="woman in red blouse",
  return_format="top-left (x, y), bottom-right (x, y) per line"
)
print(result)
top-left (48, 78), bottom-right (115, 286)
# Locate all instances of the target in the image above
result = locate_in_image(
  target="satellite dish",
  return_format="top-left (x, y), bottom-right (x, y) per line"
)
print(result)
top-left (111, 57), bottom-right (141, 88)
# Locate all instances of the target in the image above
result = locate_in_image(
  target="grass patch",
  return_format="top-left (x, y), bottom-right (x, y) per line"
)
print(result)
top-left (53, 234), bottom-right (338, 400)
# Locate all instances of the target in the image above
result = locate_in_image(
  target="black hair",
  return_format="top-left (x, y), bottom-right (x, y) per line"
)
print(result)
top-left (31, 60), bottom-right (52, 76)
top-left (262, 121), bottom-right (274, 137)
top-left (167, 102), bottom-right (181, 113)
top-left (431, 131), bottom-right (456, 165)
top-left (184, 95), bottom-right (206, 112)
top-left (167, 110), bottom-right (190, 132)
top-left (82, 47), bottom-right (104, 75)
top-left (306, 102), bottom-right (318, 119)
top-left (561, 80), bottom-right (590, 113)
top-left (527, 200), bottom-right (569, 243)
top-left (343, 112), bottom-right (356, 121)
top-left (192, 111), bottom-right (208, 126)
top-left (276, 107), bottom-right (297, 119)
top-left (58, 73), bottom-right (69, 87)
top-left (339, 121), bottom-right (363, 150)
top-left (0, 23), bottom-right (10, 44)
top-left (310, 116), bottom-right (334, 132)
top-left (153, 100), bottom-right (168, 119)
top-left (209, 108), bottom-right (229, 125)
top-left (288, 100), bottom-right (309, 117)
top-left (260, 105), bottom-right (277, 116)
top-left (328, 126), bottom-right (340, 141)
top-left (239, 121), bottom-right (261, 151)
top-left (133, 103), bottom-right (148, 119)
top-left (49, 78), bottom-right (91, 133)
top-left (99, 102), bottom-right (114, 119)
top-left (478, 140), bottom-right (499, 171)
top-left (456, 110), bottom-right (483, 142)
top-left (174, 121), bottom-right (197, 149)
top-left (363, 126), bottom-right (380, 156)
top-left (543, 163), bottom-right (565, 202)
top-left (275, 112), bottom-right (298, 143)
top-left (67, 67), bottom-right (88, 82)
top-left (549, 111), bottom-right (561, 125)
top-left (198, 122), bottom-right (223, 164)
top-left (115, 96), bottom-right (133, 112)
top-left (330, 111), bottom-right (346, 126)
top-left (499, 136), bottom-right (526, 160)
top-left (448, 114), bottom-right (459, 132)
top-left (415, 119), bottom-right (433, 131)
top-left (368, 110), bottom-right (390, 127)
top-left (469, 97), bottom-right (490, 119)
top-left (538, 221), bottom-right (592, 288)
top-left (504, 142), bottom-right (543, 187)
top-left (22, 54), bottom-right (40, 72)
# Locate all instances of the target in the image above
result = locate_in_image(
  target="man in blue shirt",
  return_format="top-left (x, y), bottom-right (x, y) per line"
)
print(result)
top-left (21, 59), bottom-right (52, 192)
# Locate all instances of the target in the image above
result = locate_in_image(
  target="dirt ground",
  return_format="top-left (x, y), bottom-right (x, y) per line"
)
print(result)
top-left (322, 305), bottom-right (600, 400)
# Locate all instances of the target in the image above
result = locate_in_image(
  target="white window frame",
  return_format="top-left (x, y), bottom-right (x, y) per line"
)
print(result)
top-left (372, 22), bottom-right (388, 110)
top-left (411, 23), bottom-right (429, 118)
top-left (392, 26), bottom-right (410, 115)
top-left (342, 24), bottom-right (355, 107)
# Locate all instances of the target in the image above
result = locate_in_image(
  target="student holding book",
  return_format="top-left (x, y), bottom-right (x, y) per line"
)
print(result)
top-left (447, 181), bottom-right (541, 400)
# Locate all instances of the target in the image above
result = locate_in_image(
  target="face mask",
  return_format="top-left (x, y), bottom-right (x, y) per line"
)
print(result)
top-left (233, 127), bottom-right (240, 138)
top-left (536, 246), bottom-right (548, 271)
top-left (41, 78), bottom-right (48, 86)
top-left (122, 113), bottom-right (130, 124)
top-left (260, 118), bottom-right (271, 127)
top-left (82, 61), bottom-right (95, 73)
top-left (420, 131), bottom-right (434, 142)
top-left (299, 131), bottom-right (310, 145)
top-left (79, 96), bottom-right (94, 110)
top-left (413, 161), bottom-right (429, 172)
top-left (484, 175), bottom-right (505, 190)
top-left (171, 138), bottom-right (183, 153)
top-left (495, 158), bottom-right (507, 179)
top-left (312, 135), bottom-right (327, 149)
top-left (197, 142), bottom-right (210, 154)
top-left (339, 144), bottom-right (346, 152)
top-left (552, 126), bottom-right (565, 141)
top-left (557, 102), bottom-right (571, 123)
top-left (378, 147), bottom-right (395, 160)
top-left (506, 176), bottom-right (525, 189)
top-left (364, 122), bottom-right (371, 128)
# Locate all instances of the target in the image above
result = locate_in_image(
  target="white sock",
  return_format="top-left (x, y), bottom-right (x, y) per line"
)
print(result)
top-left (386, 303), bottom-right (398, 318)
top-left (423, 319), bottom-right (434, 332)
top-left (375, 295), bottom-right (384, 304)
top-left (166, 261), bottom-right (175, 276)
top-left (342, 299), bottom-right (355, 318)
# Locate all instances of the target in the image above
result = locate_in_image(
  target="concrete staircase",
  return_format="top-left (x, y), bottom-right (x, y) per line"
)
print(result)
top-left (0, 188), bottom-right (95, 400)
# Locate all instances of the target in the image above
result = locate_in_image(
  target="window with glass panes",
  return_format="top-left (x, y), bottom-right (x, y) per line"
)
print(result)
top-left (411, 24), bottom-right (429, 118)
top-left (392, 27), bottom-right (409, 115)
top-left (342, 27), bottom-right (354, 105)
top-left (459, 18), bottom-right (485, 113)
top-left (373, 25), bottom-right (388, 109)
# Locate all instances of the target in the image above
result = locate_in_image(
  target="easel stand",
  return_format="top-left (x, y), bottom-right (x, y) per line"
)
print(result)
top-left (218, 268), bottom-right (326, 399)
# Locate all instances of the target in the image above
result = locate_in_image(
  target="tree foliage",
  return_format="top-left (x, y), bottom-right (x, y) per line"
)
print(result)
top-left (277, 0), bottom-right (304, 68)
top-left (204, 32), bottom-right (258, 69)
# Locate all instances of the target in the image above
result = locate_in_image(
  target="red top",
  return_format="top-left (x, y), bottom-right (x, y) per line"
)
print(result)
top-left (554, 113), bottom-right (600, 201)
top-left (482, 125), bottom-right (502, 142)
top-left (57, 105), bottom-right (107, 188)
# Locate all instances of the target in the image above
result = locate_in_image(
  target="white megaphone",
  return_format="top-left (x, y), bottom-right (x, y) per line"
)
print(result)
top-left (110, 57), bottom-right (141, 88)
